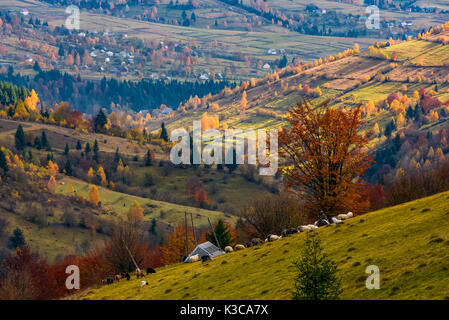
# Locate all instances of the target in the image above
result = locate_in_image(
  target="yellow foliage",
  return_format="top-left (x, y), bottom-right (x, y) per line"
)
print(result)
top-left (47, 176), bottom-right (57, 193)
top-left (373, 123), bottom-right (380, 136)
top-left (128, 200), bottom-right (144, 222)
top-left (201, 112), bottom-right (219, 130)
top-left (46, 160), bottom-right (59, 177)
top-left (89, 185), bottom-right (100, 206)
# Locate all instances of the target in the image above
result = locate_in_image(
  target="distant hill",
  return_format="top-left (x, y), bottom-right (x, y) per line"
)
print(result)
top-left (81, 190), bottom-right (449, 300)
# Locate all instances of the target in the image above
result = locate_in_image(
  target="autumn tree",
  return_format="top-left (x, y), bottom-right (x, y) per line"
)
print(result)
top-left (128, 201), bottom-right (144, 222)
top-left (0, 247), bottom-right (58, 300)
top-left (96, 166), bottom-right (107, 186)
top-left (279, 100), bottom-right (372, 218)
top-left (46, 160), bottom-right (58, 177)
top-left (47, 176), bottom-right (57, 193)
top-left (89, 185), bottom-right (100, 206)
top-left (241, 90), bottom-right (248, 112)
top-left (161, 225), bottom-right (195, 265)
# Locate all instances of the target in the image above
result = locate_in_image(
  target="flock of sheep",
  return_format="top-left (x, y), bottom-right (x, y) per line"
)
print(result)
top-left (186, 212), bottom-right (355, 260)
top-left (101, 211), bottom-right (355, 288)
top-left (101, 267), bottom-right (156, 287)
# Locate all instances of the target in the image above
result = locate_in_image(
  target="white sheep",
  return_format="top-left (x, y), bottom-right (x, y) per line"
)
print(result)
top-left (308, 224), bottom-right (318, 230)
top-left (234, 244), bottom-right (245, 251)
top-left (331, 217), bottom-right (342, 224)
top-left (269, 234), bottom-right (281, 241)
top-left (188, 254), bottom-right (199, 263)
top-left (298, 225), bottom-right (311, 232)
top-left (140, 280), bottom-right (148, 287)
top-left (337, 213), bottom-right (348, 220)
top-left (224, 246), bottom-right (233, 253)
top-left (346, 212), bottom-right (353, 218)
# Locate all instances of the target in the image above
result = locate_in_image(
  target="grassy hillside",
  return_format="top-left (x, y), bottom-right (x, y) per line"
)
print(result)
top-left (82, 190), bottom-right (449, 300)
top-left (0, 119), bottom-right (154, 158)
top-left (55, 177), bottom-right (237, 228)
top-left (0, 208), bottom-right (107, 262)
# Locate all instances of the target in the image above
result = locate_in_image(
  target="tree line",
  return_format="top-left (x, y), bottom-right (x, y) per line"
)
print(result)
top-left (0, 66), bottom-right (234, 114)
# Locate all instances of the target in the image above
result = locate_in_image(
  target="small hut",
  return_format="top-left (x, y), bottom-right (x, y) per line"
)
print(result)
top-left (184, 241), bottom-right (225, 262)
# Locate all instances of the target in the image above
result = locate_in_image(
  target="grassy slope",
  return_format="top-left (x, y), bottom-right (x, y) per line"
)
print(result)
top-left (82, 190), bottom-right (449, 300)
top-left (56, 177), bottom-right (237, 228)
top-left (0, 208), bottom-right (108, 262)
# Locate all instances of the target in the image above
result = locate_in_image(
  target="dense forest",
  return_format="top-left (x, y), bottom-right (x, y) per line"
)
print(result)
top-left (0, 67), bottom-right (234, 114)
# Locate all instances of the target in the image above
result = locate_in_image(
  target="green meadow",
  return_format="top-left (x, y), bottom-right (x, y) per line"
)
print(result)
top-left (82, 190), bottom-right (449, 300)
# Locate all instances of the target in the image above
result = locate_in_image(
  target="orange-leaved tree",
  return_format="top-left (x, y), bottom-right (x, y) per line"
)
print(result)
top-left (160, 225), bottom-right (195, 265)
top-left (279, 100), bottom-right (372, 219)
top-left (89, 185), bottom-right (100, 206)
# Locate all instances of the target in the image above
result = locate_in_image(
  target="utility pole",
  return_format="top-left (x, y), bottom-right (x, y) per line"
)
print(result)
top-left (123, 240), bottom-right (139, 270)
top-left (185, 211), bottom-right (189, 257)
top-left (190, 212), bottom-right (197, 246)
top-left (208, 217), bottom-right (221, 250)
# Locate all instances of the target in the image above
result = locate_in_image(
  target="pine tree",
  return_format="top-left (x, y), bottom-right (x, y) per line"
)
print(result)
top-left (225, 147), bottom-right (237, 173)
top-left (58, 44), bottom-right (65, 56)
top-left (34, 136), bottom-right (41, 150)
top-left (292, 235), bottom-right (342, 300)
top-left (114, 147), bottom-right (120, 164)
top-left (160, 122), bottom-right (168, 142)
top-left (206, 219), bottom-right (234, 248)
top-left (41, 131), bottom-right (49, 149)
top-left (279, 55), bottom-right (288, 68)
top-left (94, 109), bottom-right (107, 132)
top-left (150, 218), bottom-right (157, 234)
top-left (85, 142), bottom-right (91, 154)
top-left (14, 125), bottom-right (26, 150)
top-left (93, 139), bottom-right (99, 162)
top-left (144, 150), bottom-right (153, 166)
top-left (8, 227), bottom-right (26, 249)
top-left (76, 140), bottom-right (82, 150)
top-left (64, 160), bottom-right (73, 176)
top-left (0, 148), bottom-right (8, 174)
top-left (64, 143), bottom-right (70, 156)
